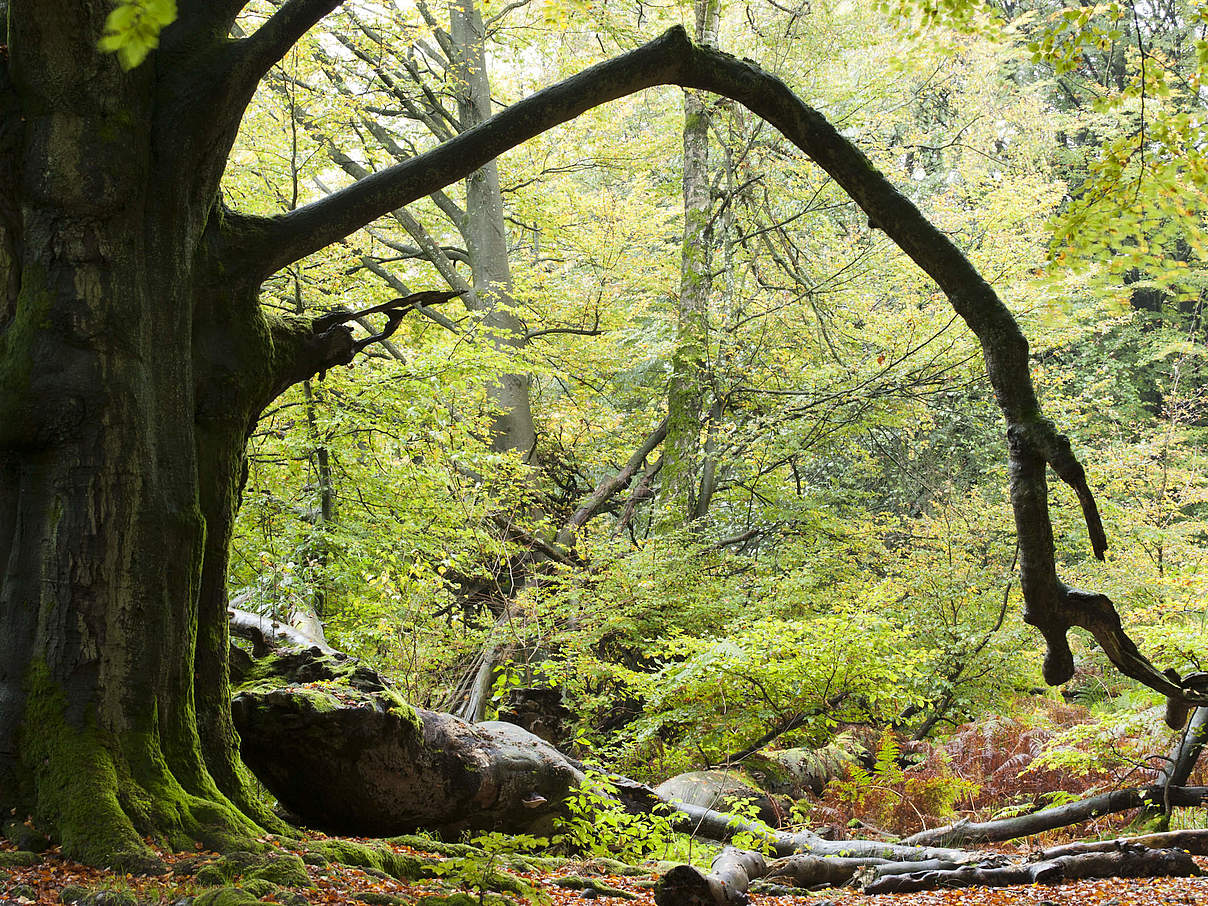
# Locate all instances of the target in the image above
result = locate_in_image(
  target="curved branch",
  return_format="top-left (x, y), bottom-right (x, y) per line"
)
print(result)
top-left (216, 25), bottom-right (1190, 703)
top-left (233, 0), bottom-right (344, 88)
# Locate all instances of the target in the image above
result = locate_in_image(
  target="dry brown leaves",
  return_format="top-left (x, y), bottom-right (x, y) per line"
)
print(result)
top-left (6, 837), bottom-right (1208, 905)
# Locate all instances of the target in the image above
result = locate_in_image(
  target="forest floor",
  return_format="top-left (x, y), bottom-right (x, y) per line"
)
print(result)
top-left (6, 834), bottom-right (1208, 906)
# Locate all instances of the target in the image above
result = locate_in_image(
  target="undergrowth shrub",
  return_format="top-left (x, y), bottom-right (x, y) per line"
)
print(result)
top-left (812, 697), bottom-right (1175, 836)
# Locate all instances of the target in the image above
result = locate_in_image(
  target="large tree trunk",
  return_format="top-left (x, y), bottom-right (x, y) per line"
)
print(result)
top-left (0, 2), bottom-right (364, 864)
top-left (0, 3), bottom-right (257, 867)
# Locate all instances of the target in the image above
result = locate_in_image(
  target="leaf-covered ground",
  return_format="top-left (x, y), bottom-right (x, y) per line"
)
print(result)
top-left (6, 836), bottom-right (1208, 906)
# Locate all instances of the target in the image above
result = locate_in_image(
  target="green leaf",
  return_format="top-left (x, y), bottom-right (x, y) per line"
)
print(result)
top-left (98, 0), bottom-right (177, 70)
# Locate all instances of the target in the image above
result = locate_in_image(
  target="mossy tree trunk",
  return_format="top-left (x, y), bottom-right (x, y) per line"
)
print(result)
top-left (658, 0), bottom-right (722, 529)
top-left (0, 4), bottom-right (1195, 870)
top-left (0, 0), bottom-right (355, 867)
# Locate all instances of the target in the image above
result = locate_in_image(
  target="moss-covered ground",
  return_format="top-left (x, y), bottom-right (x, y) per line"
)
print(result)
top-left (8, 833), bottom-right (1208, 906)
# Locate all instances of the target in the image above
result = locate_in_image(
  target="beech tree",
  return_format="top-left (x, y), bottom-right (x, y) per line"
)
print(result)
top-left (1, 0), bottom-right (1203, 871)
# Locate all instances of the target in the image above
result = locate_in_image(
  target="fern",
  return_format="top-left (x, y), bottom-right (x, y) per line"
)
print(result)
top-left (873, 730), bottom-right (904, 785)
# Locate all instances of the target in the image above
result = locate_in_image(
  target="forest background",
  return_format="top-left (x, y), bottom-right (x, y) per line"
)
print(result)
top-left (223, 0), bottom-right (1208, 835)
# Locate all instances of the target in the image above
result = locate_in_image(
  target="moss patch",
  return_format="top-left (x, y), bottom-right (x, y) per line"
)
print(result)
top-left (387, 835), bottom-right (478, 858)
top-left (355, 894), bottom-right (409, 906)
top-left (554, 876), bottom-right (639, 899)
top-left (195, 850), bottom-right (311, 888)
top-left (74, 892), bottom-right (139, 906)
top-left (234, 648), bottom-right (422, 734)
top-left (237, 878), bottom-right (280, 898)
top-left (192, 887), bottom-right (264, 906)
top-left (304, 839), bottom-right (435, 881)
top-left (0, 851), bottom-right (41, 868)
top-left (19, 663), bottom-right (154, 870)
top-left (415, 896), bottom-right (479, 906)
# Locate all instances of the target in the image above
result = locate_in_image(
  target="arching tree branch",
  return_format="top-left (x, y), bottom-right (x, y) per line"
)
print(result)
top-left (212, 24), bottom-right (1193, 705)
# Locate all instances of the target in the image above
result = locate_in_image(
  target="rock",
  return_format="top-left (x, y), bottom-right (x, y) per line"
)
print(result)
top-left (765, 741), bottom-right (860, 797)
top-left (233, 647), bottom-right (583, 837)
top-left (2, 819), bottom-right (50, 853)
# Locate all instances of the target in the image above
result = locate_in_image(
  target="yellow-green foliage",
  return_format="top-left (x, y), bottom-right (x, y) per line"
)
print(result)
top-left (98, 0), bottom-right (177, 69)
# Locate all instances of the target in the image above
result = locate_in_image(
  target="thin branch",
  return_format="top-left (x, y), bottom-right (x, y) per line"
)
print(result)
top-left (313, 290), bottom-right (461, 354)
top-left (556, 418), bottom-right (668, 546)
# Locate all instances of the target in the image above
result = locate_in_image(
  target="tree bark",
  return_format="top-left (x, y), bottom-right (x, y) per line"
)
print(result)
top-left (903, 784), bottom-right (1208, 847)
top-left (658, 0), bottom-right (722, 528)
top-left (447, 0), bottom-right (538, 459)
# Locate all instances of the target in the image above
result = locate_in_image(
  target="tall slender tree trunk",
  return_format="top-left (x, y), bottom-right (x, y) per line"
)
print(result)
top-left (659, 0), bottom-right (722, 527)
top-left (449, 0), bottom-right (538, 460)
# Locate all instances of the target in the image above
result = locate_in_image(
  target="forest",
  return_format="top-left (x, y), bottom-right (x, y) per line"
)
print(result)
top-left (2, 0), bottom-right (1208, 904)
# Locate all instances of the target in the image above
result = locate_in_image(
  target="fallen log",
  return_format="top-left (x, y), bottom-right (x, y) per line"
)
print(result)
top-left (667, 800), bottom-right (969, 861)
top-left (864, 843), bottom-right (1201, 894)
top-left (903, 784), bottom-right (1208, 847)
top-left (655, 839), bottom-right (1204, 904)
top-left (229, 606), bottom-right (336, 656)
top-left (1037, 829), bottom-right (1208, 858)
top-left (654, 847), bottom-right (766, 906)
top-left (766, 853), bottom-right (896, 888)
